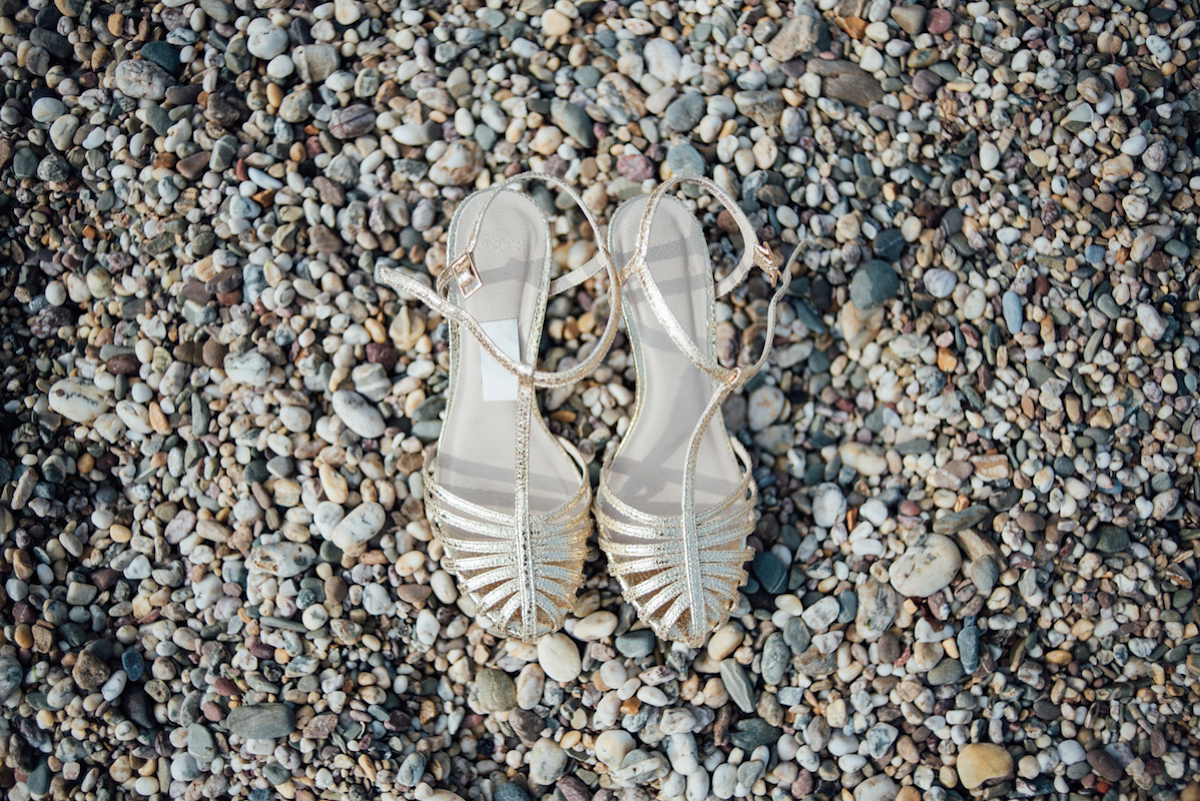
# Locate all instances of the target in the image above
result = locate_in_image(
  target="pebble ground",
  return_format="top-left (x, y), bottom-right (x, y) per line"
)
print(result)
top-left (1, 1), bottom-right (1199, 801)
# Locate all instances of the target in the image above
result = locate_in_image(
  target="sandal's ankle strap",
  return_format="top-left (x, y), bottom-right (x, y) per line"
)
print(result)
top-left (458, 171), bottom-right (612, 297)
top-left (619, 176), bottom-right (782, 297)
top-left (620, 176), bottom-right (793, 389)
top-left (376, 172), bottom-right (621, 390)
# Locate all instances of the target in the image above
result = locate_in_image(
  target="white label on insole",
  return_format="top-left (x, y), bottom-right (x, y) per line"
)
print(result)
top-left (478, 319), bottom-right (521, 402)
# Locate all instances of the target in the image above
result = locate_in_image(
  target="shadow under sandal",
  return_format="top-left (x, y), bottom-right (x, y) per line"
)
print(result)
top-left (596, 176), bottom-right (793, 647)
top-left (376, 173), bottom-right (620, 642)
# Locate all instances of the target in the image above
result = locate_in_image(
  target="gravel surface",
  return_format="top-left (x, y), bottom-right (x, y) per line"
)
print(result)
top-left (2, 1), bottom-right (1199, 801)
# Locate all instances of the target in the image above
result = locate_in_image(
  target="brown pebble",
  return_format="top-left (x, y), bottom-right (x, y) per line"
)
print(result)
top-left (212, 677), bottom-right (238, 696)
top-left (92, 568), bottom-right (120, 591)
top-left (174, 342), bottom-right (205, 365)
top-left (202, 338), bottom-right (229, 368)
top-left (14, 624), bottom-right (34, 649)
top-left (397, 585), bottom-right (431, 604)
top-left (177, 151), bottom-right (210, 181)
top-left (1015, 511), bottom-right (1046, 532)
top-left (72, 649), bottom-right (111, 690)
top-left (365, 343), bottom-right (399, 372)
top-left (105, 353), bottom-right (141, 376)
top-left (925, 8), bottom-right (953, 34)
top-left (1087, 749), bottom-right (1124, 782)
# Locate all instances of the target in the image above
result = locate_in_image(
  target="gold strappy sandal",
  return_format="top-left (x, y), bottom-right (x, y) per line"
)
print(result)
top-left (595, 176), bottom-right (792, 647)
top-left (376, 173), bottom-right (619, 641)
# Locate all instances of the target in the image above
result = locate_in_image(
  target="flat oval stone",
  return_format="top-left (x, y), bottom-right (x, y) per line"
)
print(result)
top-left (249, 542), bottom-right (317, 578)
top-left (226, 703), bottom-right (295, 739)
top-left (957, 743), bottom-right (1015, 789)
top-left (331, 390), bottom-right (386, 438)
top-left (536, 633), bottom-right (581, 683)
top-left (889, 534), bottom-right (961, 597)
top-left (855, 578), bottom-right (898, 640)
top-left (329, 502), bottom-right (385, 555)
top-left (48, 378), bottom-right (112, 423)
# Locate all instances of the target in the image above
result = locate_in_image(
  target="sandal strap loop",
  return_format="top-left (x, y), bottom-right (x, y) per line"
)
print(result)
top-left (619, 176), bottom-right (781, 296)
top-left (376, 172), bottom-right (621, 390)
top-left (618, 176), bottom-right (794, 392)
top-left (460, 171), bottom-right (612, 297)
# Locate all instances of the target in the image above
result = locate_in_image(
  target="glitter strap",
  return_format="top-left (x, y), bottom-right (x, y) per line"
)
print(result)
top-left (376, 172), bottom-right (621, 390)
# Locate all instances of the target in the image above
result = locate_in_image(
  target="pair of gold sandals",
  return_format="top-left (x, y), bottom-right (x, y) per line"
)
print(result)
top-left (377, 174), bottom-right (792, 647)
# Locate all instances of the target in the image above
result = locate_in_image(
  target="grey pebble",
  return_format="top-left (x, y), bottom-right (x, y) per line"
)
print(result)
top-left (850, 261), bottom-right (901, 311)
top-left (0, 656), bottom-right (22, 701)
top-left (664, 92), bottom-right (705, 132)
top-left (719, 659), bottom-right (757, 713)
top-left (927, 659), bottom-right (964, 685)
top-left (761, 633), bottom-right (790, 686)
top-left (1002, 290), bottom-right (1024, 334)
top-left (226, 703), bottom-right (295, 739)
top-left (616, 629), bottom-right (657, 659)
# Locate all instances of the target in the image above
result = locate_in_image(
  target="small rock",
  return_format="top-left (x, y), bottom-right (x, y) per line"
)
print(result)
top-left (732, 90), bottom-right (785, 126)
top-left (249, 542), bottom-right (317, 578)
top-left (854, 774), bottom-right (899, 801)
top-left (332, 390), bottom-right (386, 438)
top-left (890, 5), bottom-right (926, 35)
top-left (1002, 290), bottom-right (1024, 334)
top-left (719, 659), bottom-right (756, 713)
top-left (747, 385), bottom-right (785, 431)
top-left (839, 442), bottom-right (888, 476)
top-left (849, 261), bottom-right (900, 310)
top-left (767, 9), bottom-right (827, 61)
top-left (753, 552), bottom-right (786, 594)
top-left (813, 483), bottom-right (847, 527)
top-left (957, 743), bottom-right (1015, 789)
top-left (529, 738), bottom-right (568, 785)
top-left (595, 730), bottom-right (636, 766)
top-left (114, 59), bottom-right (173, 99)
top-left (226, 704), bottom-right (295, 739)
top-left (329, 105), bottom-right (376, 139)
top-left (616, 629), bottom-right (656, 659)
top-left (926, 8), bottom-right (953, 34)
top-left (1089, 748), bottom-right (1123, 777)
top-left (72, 650), bottom-right (110, 691)
top-left (0, 656), bottom-right (24, 701)
top-left (801, 597), bottom-right (840, 631)
top-left (808, 60), bottom-right (883, 106)
top-left (475, 667), bottom-right (517, 712)
top-left (1094, 525), bottom-right (1130, 553)
top-left (247, 18), bottom-right (288, 59)
top-left (889, 534), bottom-right (961, 597)
top-left (923, 268), bottom-right (957, 298)
top-left (573, 610), bottom-right (618, 640)
top-left (537, 633), bottom-right (581, 683)
top-left (48, 378), bottom-right (111, 423)
top-left (855, 579), bottom-right (898, 640)
top-left (429, 141), bottom-right (483, 186)
top-left (643, 38), bottom-right (682, 84)
top-left (224, 351), bottom-right (271, 387)
top-left (1136, 303), bottom-right (1167, 340)
top-left (329, 502), bottom-right (385, 555)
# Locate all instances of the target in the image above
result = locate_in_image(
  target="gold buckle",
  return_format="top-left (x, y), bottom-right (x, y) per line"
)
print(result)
top-left (754, 242), bottom-right (779, 286)
top-left (450, 251), bottom-right (482, 298)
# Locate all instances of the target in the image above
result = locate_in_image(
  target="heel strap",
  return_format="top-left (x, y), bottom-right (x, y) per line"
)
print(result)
top-left (458, 171), bottom-right (612, 298)
top-left (376, 172), bottom-right (621, 390)
top-left (620, 176), bottom-right (792, 388)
